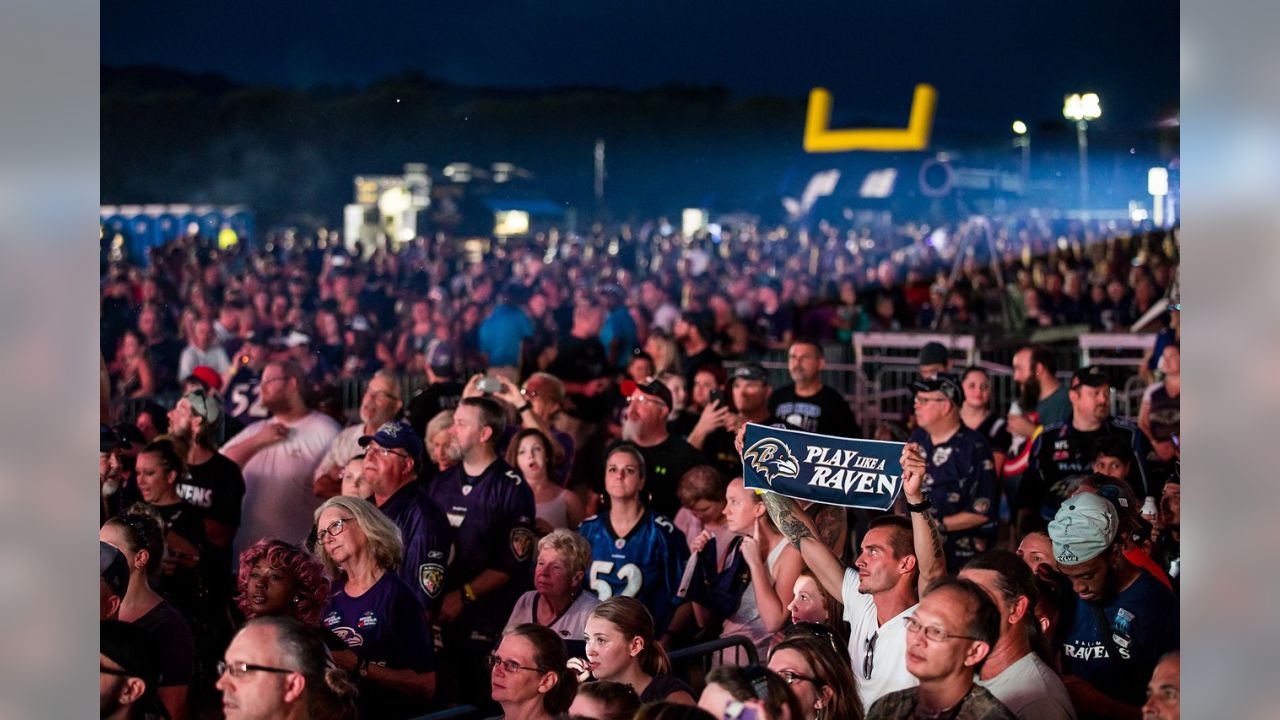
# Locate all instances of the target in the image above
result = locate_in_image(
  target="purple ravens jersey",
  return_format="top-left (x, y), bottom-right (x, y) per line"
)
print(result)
top-left (908, 425), bottom-right (998, 571)
top-left (579, 510), bottom-right (689, 634)
top-left (426, 458), bottom-right (535, 636)
top-left (378, 482), bottom-right (454, 612)
top-left (225, 366), bottom-right (267, 427)
top-left (324, 572), bottom-right (436, 719)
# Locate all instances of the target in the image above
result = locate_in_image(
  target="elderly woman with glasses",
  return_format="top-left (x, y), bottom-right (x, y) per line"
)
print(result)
top-left (312, 496), bottom-right (436, 719)
top-left (505, 529), bottom-right (600, 657)
top-left (489, 623), bottom-right (578, 720)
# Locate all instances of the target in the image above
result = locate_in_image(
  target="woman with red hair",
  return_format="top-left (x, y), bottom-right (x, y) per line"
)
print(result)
top-left (235, 538), bottom-right (330, 627)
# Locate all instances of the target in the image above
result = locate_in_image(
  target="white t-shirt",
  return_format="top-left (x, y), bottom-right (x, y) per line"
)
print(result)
top-left (842, 568), bottom-right (919, 709)
top-left (976, 652), bottom-right (1077, 720)
top-left (505, 589), bottom-right (601, 642)
top-left (313, 423), bottom-right (368, 481)
top-left (227, 412), bottom-right (341, 569)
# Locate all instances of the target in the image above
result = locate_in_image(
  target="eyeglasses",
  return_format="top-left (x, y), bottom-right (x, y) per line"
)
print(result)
top-left (904, 616), bottom-right (984, 643)
top-left (371, 446), bottom-right (409, 460)
top-left (486, 654), bottom-right (542, 674)
top-left (316, 517), bottom-right (356, 540)
top-left (365, 389), bottom-right (399, 403)
top-left (863, 631), bottom-right (877, 680)
top-left (777, 670), bottom-right (822, 687)
top-left (216, 661), bottom-right (296, 678)
top-left (627, 394), bottom-right (668, 409)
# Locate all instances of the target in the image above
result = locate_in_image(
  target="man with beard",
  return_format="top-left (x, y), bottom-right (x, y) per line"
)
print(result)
top-left (1018, 367), bottom-right (1151, 532)
top-left (224, 360), bottom-right (340, 570)
top-left (313, 371), bottom-right (403, 498)
top-left (613, 380), bottom-right (703, 519)
top-left (1048, 493), bottom-right (1177, 718)
top-left (168, 389), bottom-right (245, 594)
top-left (769, 339), bottom-right (858, 437)
top-left (1007, 345), bottom-right (1069, 439)
top-left (426, 397), bottom-right (535, 707)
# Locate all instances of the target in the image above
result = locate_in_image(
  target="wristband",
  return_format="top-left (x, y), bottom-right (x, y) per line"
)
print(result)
top-left (517, 402), bottom-right (533, 414)
top-left (462, 583), bottom-right (478, 604)
top-left (905, 496), bottom-right (932, 513)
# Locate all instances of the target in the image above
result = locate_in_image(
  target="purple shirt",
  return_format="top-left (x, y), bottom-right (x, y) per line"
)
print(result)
top-left (324, 572), bottom-right (435, 720)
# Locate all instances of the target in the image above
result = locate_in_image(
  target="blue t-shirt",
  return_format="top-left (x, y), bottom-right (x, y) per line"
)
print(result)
top-left (478, 304), bottom-right (534, 368)
top-left (427, 459), bottom-right (536, 638)
top-left (579, 510), bottom-right (689, 634)
top-left (1060, 569), bottom-right (1179, 708)
top-left (324, 572), bottom-right (436, 720)
top-left (600, 307), bottom-right (639, 369)
top-left (378, 482), bottom-right (454, 612)
top-left (908, 425), bottom-right (999, 572)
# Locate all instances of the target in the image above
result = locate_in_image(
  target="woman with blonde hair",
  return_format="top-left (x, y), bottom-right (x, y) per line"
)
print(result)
top-left (505, 529), bottom-right (600, 657)
top-left (312, 496), bottom-right (436, 719)
top-left (582, 596), bottom-right (695, 705)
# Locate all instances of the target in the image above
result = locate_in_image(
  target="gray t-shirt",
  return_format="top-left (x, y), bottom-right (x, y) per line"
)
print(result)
top-left (976, 652), bottom-right (1076, 720)
top-left (1036, 385), bottom-right (1071, 427)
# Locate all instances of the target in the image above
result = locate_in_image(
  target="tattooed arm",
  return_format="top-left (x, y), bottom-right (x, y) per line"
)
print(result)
top-left (805, 502), bottom-right (849, 557)
top-left (900, 443), bottom-right (946, 596)
top-left (761, 491), bottom-right (847, 602)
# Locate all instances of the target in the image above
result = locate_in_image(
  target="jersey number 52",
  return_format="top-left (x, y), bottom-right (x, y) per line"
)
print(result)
top-left (589, 561), bottom-right (642, 600)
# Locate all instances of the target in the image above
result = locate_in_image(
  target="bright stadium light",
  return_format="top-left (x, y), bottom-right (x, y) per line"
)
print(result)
top-left (1012, 120), bottom-right (1027, 135)
top-left (1064, 92), bottom-right (1102, 216)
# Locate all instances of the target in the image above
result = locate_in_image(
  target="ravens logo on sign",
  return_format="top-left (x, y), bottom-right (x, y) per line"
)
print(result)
top-left (743, 438), bottom-right (801, 486)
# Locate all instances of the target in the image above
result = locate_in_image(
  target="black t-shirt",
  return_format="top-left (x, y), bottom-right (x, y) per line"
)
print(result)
top-left (407, 380), bottom-right (465, 439)
top-left (151, 501), bottom-right (210, 616)
top-left (769, 384), bottom-right (858, 438)
top-left (682, 347), bottom-right (723, 386)
top-left (177, 452), bottom-right (245, 528)
top-left (1020, 418), bottom-right (1151, 522)
top-left (667, 410), bottom-right (698, 439)
top-left (550, 335), bottom-right (611, 422)
top-left (133, 599), bottom-right (195, 686)
top-left (607, 436), bottom-right (704, 519)
top-left (975, 413), bottom-right (1013, 456)
top-left (702, 416), bottom-right (787, 481)
top-left (640, 674), bottom-right (695, 704)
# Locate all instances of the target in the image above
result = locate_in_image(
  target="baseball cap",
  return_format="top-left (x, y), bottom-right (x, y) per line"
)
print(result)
top-left (110, 423), bottom-right (146, 451)
top-left (910, 373), bottom-right (963, 407)
top-left (359, 420), bottom-right (425, 467)
top-left (623, 378), bottom-right (673, 409)
top-left (245, 329), bottom-right (274, 347)
top-left (100, 542), bottom-right (130, 599)
top-left (1071, 366), bottom-right (1110, 389)
top-left (918, 341), bottom-right (949, 367)
top-left (186, 365), bottom-right (223, 392)
top-left (184, 389), bottom-right (223, 427)
top-left (283, 330), bottom-right (312, 349)
top-left (101, 620), bottom-right (168, 718)
top-left (1047, 492), bottom-right (1119, 565)
top-left (100, 425), bottom-right (127, 453)
top-left (729, 363), bottom-right (768, 385)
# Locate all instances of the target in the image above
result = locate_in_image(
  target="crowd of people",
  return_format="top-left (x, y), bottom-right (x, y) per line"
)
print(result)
top-left (99, 218), bottom-right (1180, 720)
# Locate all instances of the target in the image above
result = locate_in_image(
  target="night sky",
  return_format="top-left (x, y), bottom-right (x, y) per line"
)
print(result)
top-left (102, 0), bottom-right (1178, 132)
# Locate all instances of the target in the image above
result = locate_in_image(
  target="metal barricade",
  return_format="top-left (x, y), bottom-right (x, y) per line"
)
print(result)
top-left (669, 634), bottom-right (760, 694)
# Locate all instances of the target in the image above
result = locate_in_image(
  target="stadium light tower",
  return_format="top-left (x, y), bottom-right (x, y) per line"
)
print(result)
top-left (1063, 93), bottom-right (1101, 217)
top-left (1012, 120), bottom-right (1029, 194)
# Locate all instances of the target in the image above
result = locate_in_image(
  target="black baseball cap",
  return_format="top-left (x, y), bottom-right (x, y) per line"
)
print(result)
top-left (101, 620), bottom-right (169, 719)
top-left (729, 363), bottom-right (768, 385)
top-left (100, 542), bottom-right (130, 599)
top-left (100, 425), bottom-right (127, 453)
top-left (910, 373), bottom-right (963, 407)
top-left (623, 379), bottom-right (673, 409)
top-left (1071, 366), bottom-right (1111, 389)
